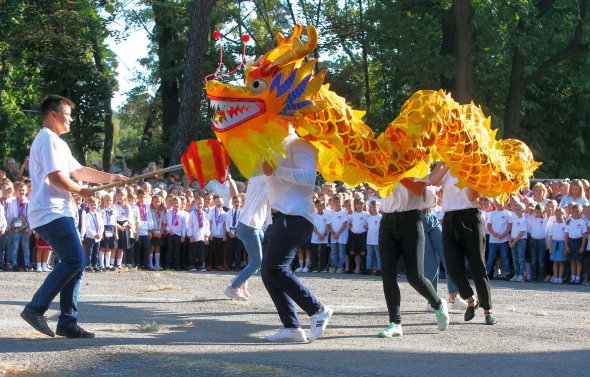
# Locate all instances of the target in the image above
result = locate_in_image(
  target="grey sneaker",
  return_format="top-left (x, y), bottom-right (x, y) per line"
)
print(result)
top-left (435, 299), bottom-right (450, 331)
top-left (378, 322), bottom-right (403, 338)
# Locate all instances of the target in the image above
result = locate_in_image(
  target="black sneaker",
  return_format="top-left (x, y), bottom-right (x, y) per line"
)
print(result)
top-left (56, 325), bottom-right (95, 338)
top-left (485, 313), bottom-right (497, 325)
top-left (464, 301), bottom-right (480, 322)
top-left (20, 309), bottom-right (55, 337)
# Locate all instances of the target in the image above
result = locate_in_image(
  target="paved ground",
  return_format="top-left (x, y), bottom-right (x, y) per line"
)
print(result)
top-left (0, 269), bottom-right (589, 376)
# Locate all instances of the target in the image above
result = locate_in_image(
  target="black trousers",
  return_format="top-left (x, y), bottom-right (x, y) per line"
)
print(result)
top-left (311, 243), bottom-right (328, 271)
top-left (135, 236), bottom-right (151, 268)
top-left (227, 237), bottom-right (244, 268)
top-left (379, 210), bottom-right (442, 324)
top-left (261, 213), bottom-right (321, 328)
top-left (166, 234), bottom-right (182, 269)
top-left (188, 241), bottom-right (205, 270)
top-left (208, 237), bottom-right (225, 268)
top-left (442, 208), bottom-right (492, 310)
top-left (85, 237), bottom-right (100, 267)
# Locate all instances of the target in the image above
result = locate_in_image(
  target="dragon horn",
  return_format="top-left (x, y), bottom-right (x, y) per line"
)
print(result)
top-left (272, 25), bottom-right (317, 67)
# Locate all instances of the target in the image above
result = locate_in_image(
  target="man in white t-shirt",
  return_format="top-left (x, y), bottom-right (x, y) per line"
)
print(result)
top-left (21, 95), bottom-right (126, 339)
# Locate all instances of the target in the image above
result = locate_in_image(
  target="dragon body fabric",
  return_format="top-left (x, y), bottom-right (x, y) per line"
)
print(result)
top-left (183, 24), bottom-right (540, 198)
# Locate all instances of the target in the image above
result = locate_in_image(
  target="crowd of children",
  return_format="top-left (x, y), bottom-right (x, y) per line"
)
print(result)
top-left (1, 160), bottom-right (590, 287)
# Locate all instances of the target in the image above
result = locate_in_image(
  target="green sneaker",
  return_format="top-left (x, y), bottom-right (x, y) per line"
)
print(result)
top-left (435, 298), bottom-right (450, 331)
top-left (378, 322), bottom-right (403, 338)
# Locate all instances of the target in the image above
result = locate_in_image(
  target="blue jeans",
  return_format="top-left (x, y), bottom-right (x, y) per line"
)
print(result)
top-left (25, 217), bottom-right (85, 328)
top-left (366, 244), bottom-right (381, 271)
top-left (529, 238), bottom-right (546, 279)
top-left (10, 230), bottom-right (30, 267)
top-left (511, 239), bottom-right (526, 276)
top-left (421, 213), bottom-right (458, 295)
top-left (330, 242), bottom-right (346, 269)
top-left (231, 222), bottom-right (263, 289)
top-left (486, 241), bottom-right (511, 275)
top-left (0, 232), bottom-right (11, 266)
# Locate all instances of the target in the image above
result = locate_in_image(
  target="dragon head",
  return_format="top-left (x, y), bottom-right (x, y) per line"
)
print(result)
top-left (206, 24), bottom-right (326, 178)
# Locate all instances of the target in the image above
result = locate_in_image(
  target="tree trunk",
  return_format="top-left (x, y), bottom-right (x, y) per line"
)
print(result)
top-left (358, 0), bottom-right (371, 112)
top-left (153, 0), bottom-right (180, 151)
top-left (91, 32), bottom-right (114, 172)
top-left (170, 0), bottom-right (217, 164)
top-left (439, 0), bottom-right (476, 103)
top-left (503, 46), bottom-right (526, 139)
top-left (142, 94), bottom-right (160, 142)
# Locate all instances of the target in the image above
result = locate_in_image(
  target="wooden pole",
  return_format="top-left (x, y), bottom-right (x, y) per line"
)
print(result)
top-left (91, 164), bottom-right (184, 192)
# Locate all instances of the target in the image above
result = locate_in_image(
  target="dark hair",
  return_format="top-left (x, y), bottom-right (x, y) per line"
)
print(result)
top-left (40, 94), bottom-right (75, 118)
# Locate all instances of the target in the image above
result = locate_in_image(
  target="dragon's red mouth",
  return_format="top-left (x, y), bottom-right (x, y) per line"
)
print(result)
top-left (209, 96), bottom-right (266, 132)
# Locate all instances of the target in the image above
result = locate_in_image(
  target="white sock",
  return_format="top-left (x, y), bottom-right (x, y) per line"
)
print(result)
top-left (36, 262), bottom-right (41, 270)
top-left (154, 253), bottom-right (161, 268)
top-left (305, 259), bottom-right (310, 268)
top-left (148, 253), bottom-right (154, 269)
top-left (117, 257), bottom-right (123, 267)
top-left (99, 251), bottom-right (105, 267)
top-left (355, 255), bottom-right (361, 271)
top-left (42, 262), bottom-right (47, 270)
top-left (105, 251), bottom-right (112, 267)
top-left (299, 259), bottom-right (304, 268)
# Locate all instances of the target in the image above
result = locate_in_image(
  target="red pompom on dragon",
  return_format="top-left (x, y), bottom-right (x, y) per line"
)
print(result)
top-left (181, 24), bottom-right (541, 199)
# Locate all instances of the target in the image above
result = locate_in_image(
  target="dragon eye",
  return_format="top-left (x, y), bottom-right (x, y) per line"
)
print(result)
top-left (251, 79), bottom-right (267, 94)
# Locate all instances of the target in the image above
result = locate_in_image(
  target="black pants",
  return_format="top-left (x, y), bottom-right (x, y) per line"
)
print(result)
top-left (261, 213), bottom-right (322, 328)
top-left (85, 237), bottom-right (100, 267)
top-left (208, 237), bottom-right (225, 268)
top-left (442, 208), bottom-right (492, 310)
top-left (188, 241), bottom-right (205, 270)
top-left (135, 236), bottom-right (151, 268)
top-left (379, 210), bottom-right (442, 324)
top-left (166, 235), bottom-right (182, 269)
top-left (227, 237), bottom-right (244, 269)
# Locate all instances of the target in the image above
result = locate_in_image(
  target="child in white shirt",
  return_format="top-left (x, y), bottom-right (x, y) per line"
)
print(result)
top-left (365, 200), bottom-right (382, 275)
top-left (529, 203), bottom-right (549, 282)
top-left (548, 208), bottom-right (567, 283)
top-left (564, 204), bottom-right (587, 284)
top-left (348, 198), bottom-right (369, 274)
top-left (207, 195), bottom-right (227, 271)
top-left (166, 196), bottom-right (187, 271)
top-left (486, 200), bottom-right (513, 279)
top-left (187, 196), bottom-right (210, 272)
top-left (328, 194), bottom-right (348, 273)
top-left (509, 202), bottom-right (527, 282)
top-left (84, 197), bottom-right (103, 271)
top-left (311, 200), bottom-right (330, 272)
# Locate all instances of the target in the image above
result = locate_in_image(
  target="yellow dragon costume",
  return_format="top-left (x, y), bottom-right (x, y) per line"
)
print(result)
top-left (182, 24), bottom-right (540, 198)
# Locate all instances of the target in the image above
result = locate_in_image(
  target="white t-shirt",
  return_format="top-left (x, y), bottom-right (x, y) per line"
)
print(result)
top-left (548, 221), bottom-right (566, 241)
top-left (559, 195), bottom-right (589, 208)
top-left (311, 211), bottom-right (330, 244)
top-left (487, 210), bottom-right (513, 243)
top-left (381, 178), bottom-right (427, 213)
top-left (366, 214), bottom-right (382, 245)
top-left (349, 211), bottom-right (369, 234)
top-left (28, 127), bottom-right (82, 228)
top-left (238, 175), bottom-right (269, 230)
top-left (207, 207), bottom-right (227, 238)
top-left (530, 217), bottom-right (549, 239)
top-left (441, 172), bottom-right (479, 212)
top-left (510, 216), bottom-right (528, 239)
top-left (565, 218), bottom-right (586, 239)
top-left (329, 209), bottom-right (349, 244)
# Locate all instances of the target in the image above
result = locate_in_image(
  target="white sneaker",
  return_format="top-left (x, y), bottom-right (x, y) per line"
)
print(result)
top-left (35, 266), bottom-right (42, 272)
top-left (425, 303), bottom-right (436, 312)
top-left (510, 275), bottom-right (519, 282)
top-left (516, 275), bottom-right (525, 282)
top-left (224, 286), bottom-right (247, 301)
top-left (265, 328), bottom-right (308, 342)
top-left (378, 322), bottom-right (403, 338)
top-left (435, 299), bottom-right (450, 331)
top-left (42, 266), bottom-right (51, 272)
top-left (302, 267), bottom-right (309, 273)
top-left (450, 297), bottom-right (469, 311)
top-left (309, 307), bottom-right (334, 342)
top-left (295, 267), bottom-right (303, 273)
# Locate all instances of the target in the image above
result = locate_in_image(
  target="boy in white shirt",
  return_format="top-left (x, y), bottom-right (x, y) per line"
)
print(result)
top-left (486, 200), bottom-right (513, 279)
top-left (328, 194), bottom-right (348, 273)
top-left (564, 204), bottom-right (587, 284)
top-left (310, 200), bottom-right (330, 272)
top-left (348, 198), bottom-right (369, 274)
top-left (7, 182), bottom-right (31, 271)
top-left (166, 196), bottom-right (186, 271)
top-left (83, 197), bottom-right (103, 271)
top-left (365, 200), bottom-right (382, 275)
top-left (529, 203), bottom-right (549, 282)
top-left (508, 202), bottom-right (527, 282)
top-left (187, 196), bottom-right (210, 272)
top-left (225, 195), bottom-right (244, 271)
top-left (207, 195), bottom-right (227, 271)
